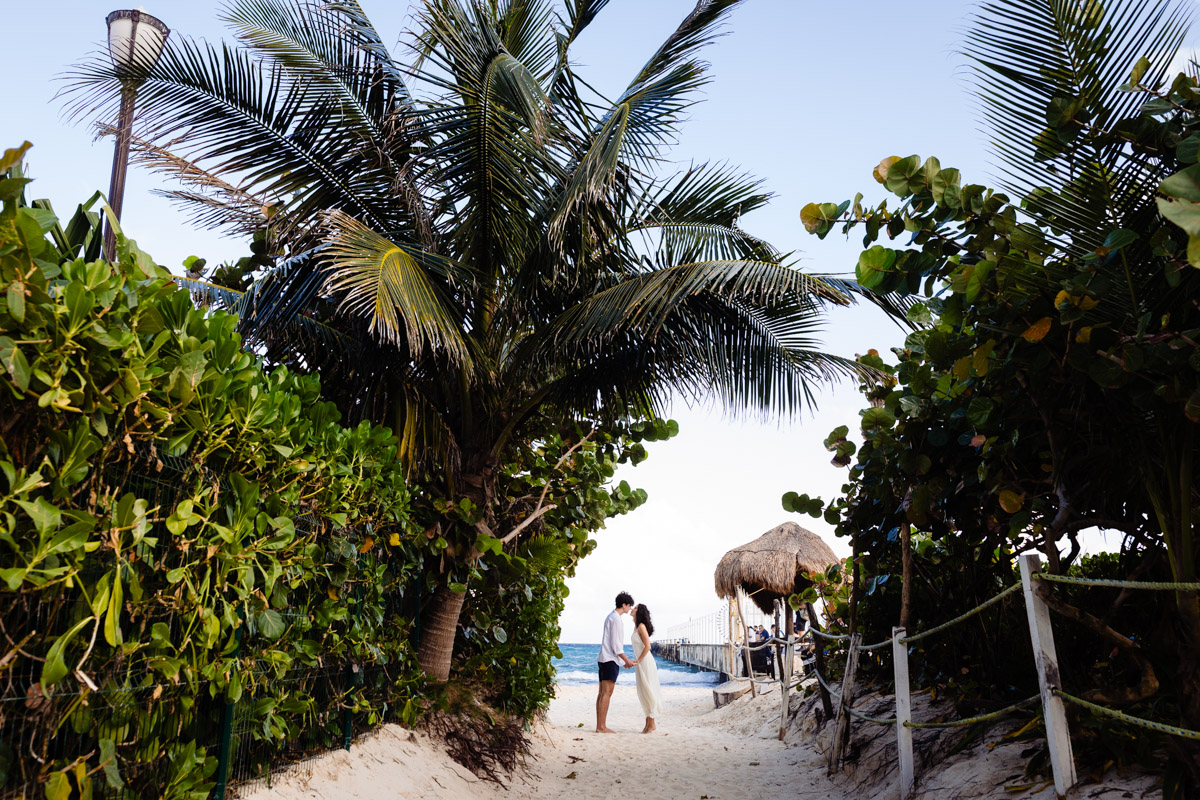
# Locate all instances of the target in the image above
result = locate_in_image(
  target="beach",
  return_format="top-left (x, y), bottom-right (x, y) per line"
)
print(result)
top-left (235, 681), bottom-right (835, 800)
top-left (235, 676), bottom-right (1164, 800)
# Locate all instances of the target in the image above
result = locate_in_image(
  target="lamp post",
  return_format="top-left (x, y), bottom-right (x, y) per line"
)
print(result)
top-left (103, 8), bottom-right (169, 262)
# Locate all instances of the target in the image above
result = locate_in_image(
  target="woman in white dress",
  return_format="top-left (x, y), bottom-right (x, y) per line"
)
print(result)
top-left (630, 603), bottom-right (662, 733)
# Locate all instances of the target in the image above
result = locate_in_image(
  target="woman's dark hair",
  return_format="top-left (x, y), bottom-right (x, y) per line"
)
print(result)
top-left (634, 604), bottom-right (654, 636)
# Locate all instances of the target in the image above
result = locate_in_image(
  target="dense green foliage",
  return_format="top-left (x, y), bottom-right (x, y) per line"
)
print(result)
top-left (0, 141), bottom-right (665, 794)
top-left (63, 0), bottom-right (855, 680)
top-left (789, 0), bottom-right (1200, 786)
top-left (0, 143), bottom-right (426, 795)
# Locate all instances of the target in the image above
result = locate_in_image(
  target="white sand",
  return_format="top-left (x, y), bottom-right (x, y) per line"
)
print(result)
top-left (235, 682), bottom-right (833, 800)
top-left (236, 681), bottom-right (1160, 800)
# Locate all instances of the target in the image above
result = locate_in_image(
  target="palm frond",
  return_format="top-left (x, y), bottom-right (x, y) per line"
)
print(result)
top-left (967, 0), bottom-right (1190, 232)
top-left (222, 0), bottom-right (409, 148)
top-left (545, 259), bottom-right (849, 348)
top-left (321, 210), bottom-right (471, 361)
top-left (394, 377), bottom-right (461, 478)
top-left (62, 34), bottom-right (404, 238)
top-left (546, 0), bottom-right (744, 241)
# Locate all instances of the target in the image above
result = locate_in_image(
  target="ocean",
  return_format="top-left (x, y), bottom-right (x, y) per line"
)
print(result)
top-left (553, 642), bottom-right (720, 686)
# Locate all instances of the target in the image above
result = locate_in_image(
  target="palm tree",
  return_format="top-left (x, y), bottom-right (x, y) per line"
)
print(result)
top-left (65, 0), bottom-right (858, 681)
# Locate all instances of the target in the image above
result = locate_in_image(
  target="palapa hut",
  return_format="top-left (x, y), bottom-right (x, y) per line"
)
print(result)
top-left (713, 521), bottom-right (839, 614)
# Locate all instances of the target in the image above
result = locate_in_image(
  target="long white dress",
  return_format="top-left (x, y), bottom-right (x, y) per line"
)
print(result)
top-left (632, 627), bottom-right (663, 719)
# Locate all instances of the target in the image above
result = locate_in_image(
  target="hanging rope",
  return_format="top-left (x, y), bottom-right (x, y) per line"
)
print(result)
top-left (1035, 574), bottom-right (1200, 591)
top-left (903, 695), bottom-right (1040, 729)
top-left (899, 583), bottom-right (1021, 644)
top-left (1053, 690), bottom-right (1200, 740)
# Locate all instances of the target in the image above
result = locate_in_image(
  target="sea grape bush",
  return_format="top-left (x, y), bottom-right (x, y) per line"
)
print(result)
top-left (0, 142), bottom-right (424, 797)
top-left (789, 54), bottom-right (1200, 784)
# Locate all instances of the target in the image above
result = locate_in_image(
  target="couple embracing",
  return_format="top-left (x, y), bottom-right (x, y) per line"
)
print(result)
top-left (595, 592), bottom-right (662, 734)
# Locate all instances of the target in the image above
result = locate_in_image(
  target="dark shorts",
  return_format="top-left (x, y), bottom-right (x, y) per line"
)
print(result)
top-left (598, 660), bottom-right (620, 683)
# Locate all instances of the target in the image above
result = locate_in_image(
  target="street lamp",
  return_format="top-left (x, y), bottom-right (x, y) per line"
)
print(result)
top-left (103, 8), bottom-right (169, 261)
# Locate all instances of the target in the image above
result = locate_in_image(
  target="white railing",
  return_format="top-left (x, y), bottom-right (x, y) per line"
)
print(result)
top-left (658, 596), bottom-right (784, 644)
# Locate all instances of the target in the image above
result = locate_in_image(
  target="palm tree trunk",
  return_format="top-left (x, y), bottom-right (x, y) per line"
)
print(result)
top-left (417, 582), bottom-right (466, 682)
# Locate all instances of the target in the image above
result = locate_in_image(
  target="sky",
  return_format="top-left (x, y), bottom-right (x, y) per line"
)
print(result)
top-left (0, 1), bottom-right (1152, 644)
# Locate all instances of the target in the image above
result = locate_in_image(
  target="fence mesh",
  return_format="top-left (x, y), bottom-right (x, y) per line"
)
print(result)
top-left (0, 458), bottom-right (412, 800)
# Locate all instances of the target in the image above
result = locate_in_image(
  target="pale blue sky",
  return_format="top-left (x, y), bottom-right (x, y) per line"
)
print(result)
top-left (0, 1), bottom-right (1123, 642)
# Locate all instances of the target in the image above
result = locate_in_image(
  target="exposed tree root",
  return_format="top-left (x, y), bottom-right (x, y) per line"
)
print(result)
top-left (420, 701), bottom-right (531, 786)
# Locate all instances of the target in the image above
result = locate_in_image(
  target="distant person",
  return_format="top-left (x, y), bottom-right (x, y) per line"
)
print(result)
top-left (630, 603), bottom-right (662, 733)
top-left (596, 591), bottom-right (635, 733)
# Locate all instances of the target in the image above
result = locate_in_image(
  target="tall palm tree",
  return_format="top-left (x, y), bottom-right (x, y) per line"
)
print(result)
top-left (65, 0), bottom-right (858, 680)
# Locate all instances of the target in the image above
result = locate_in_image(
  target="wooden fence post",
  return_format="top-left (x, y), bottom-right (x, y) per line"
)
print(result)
top-left (1019, 554), bottom-right (1077, 796)
top-left (734, 590), bottom-right (756, 698)
top-left (828, 632), bottom-right (860, 773)
top-left (807, 601), bottom-right (834, 718)
top-left (893, 626), bottom-right (914, 800)
top-left (779, 605), bottom-right (794, 741)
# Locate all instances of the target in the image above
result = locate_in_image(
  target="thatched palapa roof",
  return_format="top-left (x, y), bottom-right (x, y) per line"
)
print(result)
top-left (714, 521), bottom-right (839, 614)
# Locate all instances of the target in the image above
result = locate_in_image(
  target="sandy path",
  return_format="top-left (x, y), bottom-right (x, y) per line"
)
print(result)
top-left (236, 682), bottom-right (838, 800)
top-left (527, 683), bottom-right (831, 799)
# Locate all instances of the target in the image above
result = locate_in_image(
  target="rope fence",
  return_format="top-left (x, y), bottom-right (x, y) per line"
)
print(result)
top-left (902, 695), bottom-right (1039, 730)
top-left (651, 555), bottom-right (1198, 799)
top-left (1052, 690), bottom-right (1200, 741)
top-left (1034, 574), bottom-right (1200, 591)
top-left (898, 583), bottom-right (1022, 645)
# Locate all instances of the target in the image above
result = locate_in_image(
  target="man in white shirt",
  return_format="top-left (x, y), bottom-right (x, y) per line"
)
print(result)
top-left (596, 591), bottom-right (635, 733)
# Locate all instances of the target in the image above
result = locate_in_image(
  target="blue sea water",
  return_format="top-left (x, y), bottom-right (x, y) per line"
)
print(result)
top-left (553, 642), bottom-right (720, 686)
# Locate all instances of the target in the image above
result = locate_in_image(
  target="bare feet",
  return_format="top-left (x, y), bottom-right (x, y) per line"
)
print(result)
top-left (596, 727), bottom-right (617, 734)
top-left (641, 722), bottom-right (657, 734)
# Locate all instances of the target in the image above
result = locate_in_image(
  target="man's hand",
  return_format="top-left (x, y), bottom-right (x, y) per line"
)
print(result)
top-left (622, 657), bottom-right (635, 668)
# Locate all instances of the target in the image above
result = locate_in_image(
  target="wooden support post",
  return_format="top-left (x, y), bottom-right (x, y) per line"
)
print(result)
top-left (1019, 554), bottom-right (1077, 796)
top-left (735, 590), bottom-right (756, 698)
top-left (893, 626), bottom-right (914, 800)
top-left (773, 602), bottom-right (785, 681)
top-left (780, 607), bottom-right (794, 741)
top-left (807, 601), bottom-right (833, 718)
top-left (726, 598), bottom-right (737, 681)
top-left (828, 633), bottom-right (861, 774)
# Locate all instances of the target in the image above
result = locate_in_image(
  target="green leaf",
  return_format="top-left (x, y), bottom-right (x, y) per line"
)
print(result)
top-left (1130, 56), bottom-right (1150, 85)
top-left (861, 407), bottom-right (896, 432)
top-left (1102, 228), bottom-right (1137, 253)
top-left (45, 771), bottom-right (72, 800)
top-left (256, 609), bottom-right (286, 640)
top-left (6, 283), bottom-right (25, 323)
top-left (16, 497), bottom-right (60, 536)
top-left (1158, 166), bottom-right (1200, 235)
top-left (0, 337), bottom-right (31, 391)
top-left (492, 625), bottom-right (508, 644)
top-left (856, 246), bottom-right (897, 290)
top-left (931, 167), bottom-right (962, 208)
top-left (905, 485), bottom-right (930, 526)
top-left (883, 155), bottom-right (925, 196)
top-left (449, 582), bottom-right (468, 594)
top-left (1178, 134), bottom-right (1200, 165)
top-left (99, 739), bottom-right (123, 789)
top-left (781, 491), bottom-right (800, 512)
top-left (41, 616), bottom-right (94, 689)
top-left (104, 570), bottom-right (123, 648)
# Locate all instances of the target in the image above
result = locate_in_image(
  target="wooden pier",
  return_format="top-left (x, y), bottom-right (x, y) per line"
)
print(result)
top-left (650, 642), bottom-right (735, 679)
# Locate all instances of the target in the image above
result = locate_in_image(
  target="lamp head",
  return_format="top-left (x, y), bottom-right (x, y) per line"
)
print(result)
top-left (106, 8), bottom-right (169, 78)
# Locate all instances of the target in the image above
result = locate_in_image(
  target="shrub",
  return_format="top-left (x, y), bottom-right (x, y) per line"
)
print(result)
top-left (0, 143), bottom-right (422, 798)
